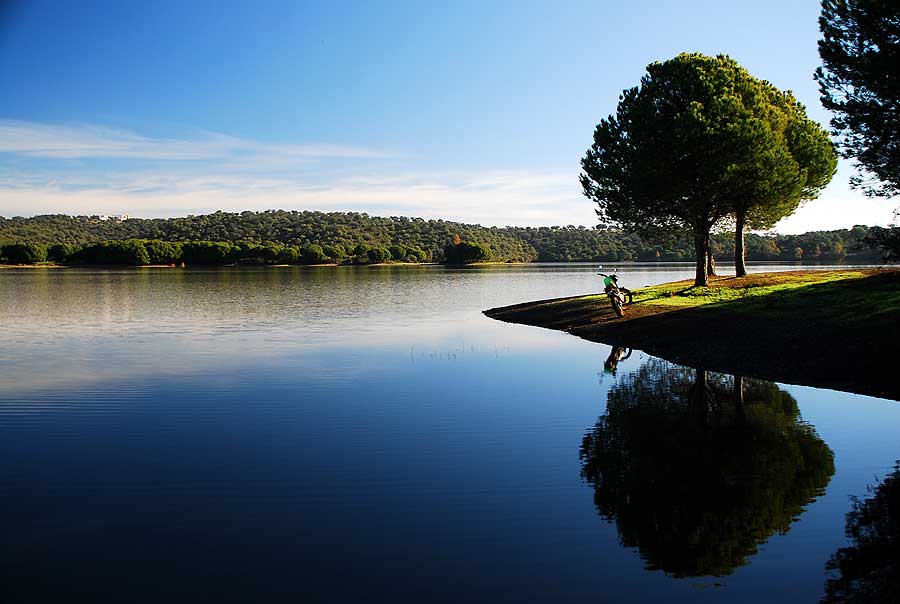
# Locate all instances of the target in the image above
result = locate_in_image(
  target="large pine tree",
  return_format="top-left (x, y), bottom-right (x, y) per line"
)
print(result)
top-left (815, 0), bottom-right (900, 197)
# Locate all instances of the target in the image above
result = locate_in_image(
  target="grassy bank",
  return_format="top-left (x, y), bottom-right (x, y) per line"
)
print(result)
top-left (485, 269), bottom-right (900, 401)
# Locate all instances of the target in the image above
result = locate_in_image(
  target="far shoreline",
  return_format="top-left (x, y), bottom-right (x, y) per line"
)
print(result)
top-left (1, 260), bottom-right (880, 270)
top-left (0, 260), bottom-right (546, 270)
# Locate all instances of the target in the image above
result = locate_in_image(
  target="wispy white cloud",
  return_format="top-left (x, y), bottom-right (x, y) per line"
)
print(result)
top-left (0, 119), bottom-right (387, 161)
top-left (0, 160), bottom-right (892, 230)
top-left (0, 120), bottom-right (894, 230)
top-left (0, 168), bottom-right (593, 226)
top-left (0, 120), bottom-right (589, 224)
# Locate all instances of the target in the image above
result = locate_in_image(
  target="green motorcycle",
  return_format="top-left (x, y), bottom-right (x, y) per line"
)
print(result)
top-left (597, 266), bottom-right (633, 317)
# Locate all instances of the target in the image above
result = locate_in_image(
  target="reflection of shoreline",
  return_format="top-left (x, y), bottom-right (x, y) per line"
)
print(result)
top-left (0, 334), bottom-right (531, 397)
top-left (486, 269), bottom-right (900, 401)
top-left (0, 322), bottom-right (555, 398)
top-left (580, 358), bottom-right (835, 578)
top-left (0, 264), bottom-right (65, 269)
top-left (2, 268), bottom-right (581, 395)
top-left (822, 463), bottom-right (900, 603)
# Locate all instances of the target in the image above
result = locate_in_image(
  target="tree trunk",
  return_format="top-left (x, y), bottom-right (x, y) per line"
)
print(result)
top-left (706, 235), bottom-right (717, 277)
top-left (735, 210), bottom-right (747, 277)
top-left (733, 375), bottom-right (745, 424)
top-left (693, 230), bottom-right (708, 286)
top-left (689, 368), bottom-right (710, 428)
top-left (733, 375), bottom-right (744, 406)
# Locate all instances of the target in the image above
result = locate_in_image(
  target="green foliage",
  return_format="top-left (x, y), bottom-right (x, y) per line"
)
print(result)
top-left (408, 247), bottom-right (427, 262)
top-left (181, 241), bottom-right (234, 265)
top-left (0, 210), bottom-right (537, 263)
top-left (47, 242), bottom-right (74, 263)
top-left (388, 244), bottom-right (407, 261)
top-left (322, 243), bottom-right (345, 262)
top-left (862, 226), bottom-right (900, 262)
top-left (444, 241), bottom-right (491, 264)
top-left (732, 90), bottom-right (836, 228)
top-left (816, 0), bottom-right (900, 197)
top-left (278, 246), bottom-right (300, 264)
top-left (366, 246), bottom-right (391, 263)
top-left (258, 242), bottom-right (283, 264)
top-left (0, 212), bottom-right (886, 266)
top-left (510, 224), bottom-right (879, 263)
top-left (507, 225), bottom-right (686, 262)
top-left (582, 54), bottom-right (752, 238)
top-left (144, 240), bottom-right (182, 264)
top-left (581, 359), bottom-right (834, 577)
top-left (233, 242), bottom-right (262, 264)
top-left (1, 242), bottom-right (47, 264)
top-left (462, 241), bottom-right (491, 263)
top-left (727, 83), bottom-right (837, 274)
top-left (302, 244), bottom-right (328, 264)
top-left (75, 240), bottom-right (150, 265)
top-left (581, 53), bottom-right (833, 284)
top-left (231, 241), bottom-right (298, 264)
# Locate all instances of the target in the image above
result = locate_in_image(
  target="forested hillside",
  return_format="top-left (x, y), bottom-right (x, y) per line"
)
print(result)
top-left (0, 210), bottom-right (885, 264)
top-left (0, 211), bottom-right (537, 263)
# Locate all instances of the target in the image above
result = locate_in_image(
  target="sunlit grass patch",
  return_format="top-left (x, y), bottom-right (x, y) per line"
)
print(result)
top-left (580, 271), bottom-right (871, 309)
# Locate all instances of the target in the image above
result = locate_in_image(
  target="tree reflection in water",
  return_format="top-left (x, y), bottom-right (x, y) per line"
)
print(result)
top-left (580, 358), bottom-right (835, 577)
top-left (822, 464), bottom-right (900, 604)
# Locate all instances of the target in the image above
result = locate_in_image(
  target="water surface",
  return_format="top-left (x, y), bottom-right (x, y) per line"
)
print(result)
top-left (1, 263), bottom-right (897, 603)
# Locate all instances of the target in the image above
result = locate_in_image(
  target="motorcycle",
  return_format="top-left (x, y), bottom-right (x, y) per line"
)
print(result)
top-left (597, 266), bottom-right (633, 317)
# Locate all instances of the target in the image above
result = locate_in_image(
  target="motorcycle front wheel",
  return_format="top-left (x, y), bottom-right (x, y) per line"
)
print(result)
top-left (610, 295), bottom-right (624, 317)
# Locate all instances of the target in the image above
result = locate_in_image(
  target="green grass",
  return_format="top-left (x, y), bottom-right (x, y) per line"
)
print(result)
top-left (582, 270), bottom-right (871, 309)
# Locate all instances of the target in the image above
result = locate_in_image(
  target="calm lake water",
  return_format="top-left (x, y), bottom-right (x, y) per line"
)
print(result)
top-left (1, 263), bottom-right (897, 603)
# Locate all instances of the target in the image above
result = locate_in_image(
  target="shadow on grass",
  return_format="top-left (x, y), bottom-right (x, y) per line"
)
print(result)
top-left (586, 272), bottom-right (900, 400)
top-left (488, 271), bottom-right (900, 400)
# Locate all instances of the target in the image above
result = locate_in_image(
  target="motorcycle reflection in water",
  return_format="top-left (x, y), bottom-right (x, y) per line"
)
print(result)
top-left (603, 346), bottom-right (632, 376)
top-left (580, 358), bottom-right (835, 577)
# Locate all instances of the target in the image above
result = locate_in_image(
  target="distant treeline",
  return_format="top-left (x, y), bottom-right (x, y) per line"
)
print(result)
top-left (507, 225), bottom-right (884, 262)
top-left (0, 239), bottom-right (437, 266)
top-left (0, 210), bottom-right (890, 265)
top-left (0, 211), bottom-right (534, 264)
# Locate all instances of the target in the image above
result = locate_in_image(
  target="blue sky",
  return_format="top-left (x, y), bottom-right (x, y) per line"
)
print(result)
top-left (0, 0), bottom-right (894, 231)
